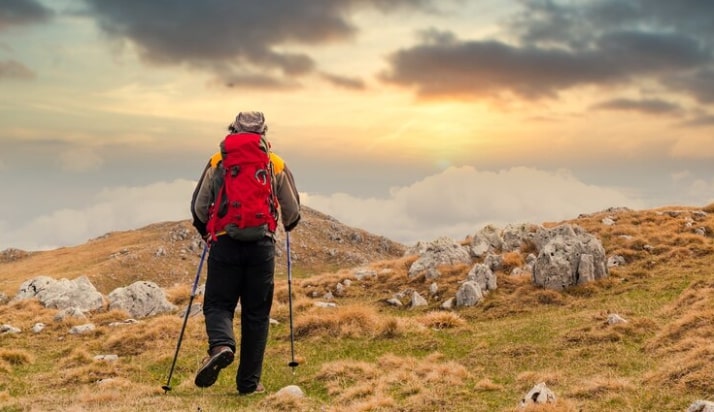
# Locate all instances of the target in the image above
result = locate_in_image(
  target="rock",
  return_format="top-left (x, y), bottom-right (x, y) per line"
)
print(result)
top-left (607, 314), bottom-right (628, 325)
top-left (107, 281), bottom-right (177, 318)
top-left (54, 307), bottom-right (87, 321)
top-left (688, 400), bottom-right (714, 412)
top-left (69, 323), bottom-right (96, 335)
top-left (607, 255), bottom-right (626, 268)
top-left (276, 385), bottom-right (304, 397)
top-left (14, 276), bottom-right (105, 312)
top-left (520, 382), bottom-right (556, 407)
top-left (466, 263), bottom-right (497, 294)
top-left (94, 354), bottom-right (119, 362)
top-left (1, 324), bottom-right (21, 334)
top-left (408, 237), bottom-right (471, 279)
top-left (32, 323), bottom-right (45, 333)
top-left (441, 298), bottom-right (455, 310)
top-left (314, 302), bottom-right (337, 308)
top-left (386, 298), bottom-right (403, 307)
top-left (455, 281), bottom-right (483, 307)
top-left (532, 224), bottom-right (608, 290)
top-left (410, 291), bottom-right (428, 308)
top-left (500, 223), bottom-right (539, 252)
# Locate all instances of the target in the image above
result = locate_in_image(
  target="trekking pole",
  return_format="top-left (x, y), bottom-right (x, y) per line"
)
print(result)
top-left (162, 242), bottom-right (208, 393)
top-left (286, 232), bottom-right (299, 372)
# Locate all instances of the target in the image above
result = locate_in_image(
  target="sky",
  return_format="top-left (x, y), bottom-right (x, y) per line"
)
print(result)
top-left (1, 0), bottom-right (713, 251)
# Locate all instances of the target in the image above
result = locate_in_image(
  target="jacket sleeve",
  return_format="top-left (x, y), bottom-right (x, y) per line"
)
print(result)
top-left (191, 166), bottom-right (215, 235)
top-left (275, 162), bottom-right (301, 231)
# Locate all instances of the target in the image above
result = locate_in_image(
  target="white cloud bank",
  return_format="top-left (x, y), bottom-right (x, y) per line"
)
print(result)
top-left (302, 166), bottom-right (647, 244)
top-left (0, 179), bottom-right (196, 251)
top-left (4, 165), bottom-right (709, 252)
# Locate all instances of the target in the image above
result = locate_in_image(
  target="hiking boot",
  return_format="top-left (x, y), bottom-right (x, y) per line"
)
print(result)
top-left (194, 346), bottom-right (234, 388)
top-left (238, 383), bottom-right (265, 396)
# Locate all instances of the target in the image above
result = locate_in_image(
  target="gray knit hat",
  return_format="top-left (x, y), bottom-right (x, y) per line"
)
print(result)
top-left (228, 111), bottom-right (267, 133)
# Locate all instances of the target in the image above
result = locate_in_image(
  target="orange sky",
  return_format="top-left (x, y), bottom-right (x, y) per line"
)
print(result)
top-left (1, 0), bottom-right (713, 250)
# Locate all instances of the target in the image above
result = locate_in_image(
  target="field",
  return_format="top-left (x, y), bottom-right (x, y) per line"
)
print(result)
top-left (1, 205), bottom-right (713, 411)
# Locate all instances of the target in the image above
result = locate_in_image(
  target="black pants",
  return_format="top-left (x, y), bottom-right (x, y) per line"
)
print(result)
top-left (203, 236), bottom-right (275, 393)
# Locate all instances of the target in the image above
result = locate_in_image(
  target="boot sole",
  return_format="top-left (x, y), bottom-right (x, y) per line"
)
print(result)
top-left (194, 350), bottom-right (234, 388)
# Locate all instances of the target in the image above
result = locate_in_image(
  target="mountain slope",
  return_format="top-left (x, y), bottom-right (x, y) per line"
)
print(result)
top-left (0, 205), bottom-right (405, 295)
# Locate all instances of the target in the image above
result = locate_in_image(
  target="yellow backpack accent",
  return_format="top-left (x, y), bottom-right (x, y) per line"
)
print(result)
top-left (209, 151), bottom-right (284, 174)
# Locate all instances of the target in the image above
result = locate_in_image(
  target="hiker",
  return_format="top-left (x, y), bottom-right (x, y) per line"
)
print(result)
top-left (190, 111), bottom-right (301, 395)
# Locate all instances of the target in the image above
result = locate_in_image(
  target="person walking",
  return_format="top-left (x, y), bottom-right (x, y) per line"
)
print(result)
top-left (190, 111), bottom-right (300, 395)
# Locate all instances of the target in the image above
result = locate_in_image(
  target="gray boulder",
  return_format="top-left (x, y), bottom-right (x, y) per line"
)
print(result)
top-left (455, 281), bottom-right (483, 307)
top-left (466, 263), bottom-right (497, 294)
top-left (532, 224), bottom-right (608, 290)
top-left (408, 237), bottom-right (471, 279)
top-left (14, 276), bottom-right (105, 312)
top-left (501, 223), bottom-right (539, 252)
top-left (470, 225), bottom-right (503, 257)
top-left (108, 281), bottom-right (177, 318)
top-left (520, 382), bottom-right (556, 407)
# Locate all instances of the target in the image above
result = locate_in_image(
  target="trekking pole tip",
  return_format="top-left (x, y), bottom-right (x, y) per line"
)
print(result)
top-left (162, 385), bottom-right (172, 393)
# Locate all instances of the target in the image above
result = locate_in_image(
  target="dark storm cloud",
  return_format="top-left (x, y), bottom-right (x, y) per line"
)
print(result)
top-left (381, 0), bottom-right (714, 106)
top-left (593, 98), bottom-right (682, 115)
top-left (0, 0), bottom-right (53, 31)
top-left (509, 0), bottom-right (714, 48)
top-left (81, 0), bottom-right (429, 88)
top-left (380, 28), bottom-right (709, 100)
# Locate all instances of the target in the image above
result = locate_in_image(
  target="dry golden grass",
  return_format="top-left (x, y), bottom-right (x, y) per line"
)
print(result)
top-left (100, 315), bottom-right (196, 358)
top-left (293, 304), bottom-right (416, 339)
top-left (315, 352), bottom-right (471, 412)
top-left (501, 251), bottom-right (525, 273)
top-left (416, 310), bottom-right (466, 329)
top-left (569, 375), bottom-right (635, 399)
top-left (475, 377), bottom-right (504, 391)
top-left (0, 348), bottom-right (34, 366)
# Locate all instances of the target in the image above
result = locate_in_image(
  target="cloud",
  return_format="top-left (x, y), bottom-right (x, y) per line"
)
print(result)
top-left (0, 179), bottom-right (196, 251)
top-left (0, 59), bottom-right (35, 80)
top-left (320, 72), bottom-right (365, 90)
top-left (593, 98), bottom-right (682, 115)
top-left (0, 0), bottom-right (53, 31)
top-left (666, 69), bottom-right (714, 104)
top-left (380, 27), bottom-right (710, 101)
top-left (58, 147), bottom-right (104, 172)
top-left (508, 0), bottom-right (714, 47)
top-left (679, 113), bottom-right (714, 127)
top-left (81, 0), bottom-right (431, 88)
top-left (380, 0), bottom-right (713, 104)
top-left (686, 178), bottom-right (714, 206)
top-left (303, 166), bottom-right (645, 244)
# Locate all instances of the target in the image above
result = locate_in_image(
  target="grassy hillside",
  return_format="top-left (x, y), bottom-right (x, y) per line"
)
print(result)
top-left (1, 204), bottom-right (714, 411)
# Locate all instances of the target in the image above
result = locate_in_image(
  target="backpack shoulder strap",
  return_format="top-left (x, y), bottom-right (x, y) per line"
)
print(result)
top-left (209, 151), bottom-right (222, 168)
top-left (269, 152), bottom-right (285, 174)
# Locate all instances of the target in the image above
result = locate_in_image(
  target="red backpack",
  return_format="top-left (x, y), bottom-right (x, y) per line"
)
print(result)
top-left (206, 132), bottom-right (279, 242)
